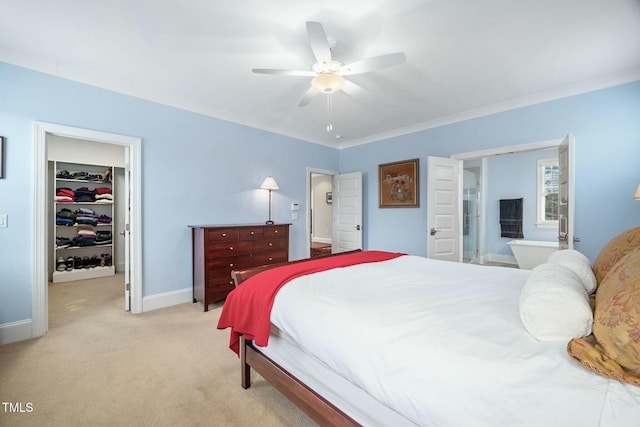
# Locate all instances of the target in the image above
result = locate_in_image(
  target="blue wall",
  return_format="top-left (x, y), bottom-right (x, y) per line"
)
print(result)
top-left (0, 62), bottom-right (338, 324)
top-left (340, 81), bottom-right (640, 260)
top-left (485, 149), bottom-right (558, 256)
top-left (1, 60), bottom-right (639, 328)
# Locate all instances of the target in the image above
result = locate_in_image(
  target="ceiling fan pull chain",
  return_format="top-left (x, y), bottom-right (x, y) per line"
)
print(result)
top-left (326, 93), bottom-right (333, 132)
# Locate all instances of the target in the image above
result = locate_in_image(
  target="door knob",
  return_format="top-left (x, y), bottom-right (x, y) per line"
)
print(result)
top-left (430, 228), bottom-right (438, 236)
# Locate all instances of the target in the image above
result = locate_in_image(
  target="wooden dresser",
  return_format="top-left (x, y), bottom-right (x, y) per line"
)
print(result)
top-left (190, 223), bottom-right (290, 311)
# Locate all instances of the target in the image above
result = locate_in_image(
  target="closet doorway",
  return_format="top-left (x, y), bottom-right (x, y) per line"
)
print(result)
top-left (307, 168), bottom-right (335, 258)
top-left (32, 122), bottom-right (142, 339)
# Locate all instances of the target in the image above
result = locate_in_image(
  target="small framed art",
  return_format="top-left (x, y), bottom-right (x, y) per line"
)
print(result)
top-left (378, 158), bottom-right (419, 208)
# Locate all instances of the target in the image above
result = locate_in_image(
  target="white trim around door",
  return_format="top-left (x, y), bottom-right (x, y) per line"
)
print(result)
top-left (32, 121), bottom-right (143, 339)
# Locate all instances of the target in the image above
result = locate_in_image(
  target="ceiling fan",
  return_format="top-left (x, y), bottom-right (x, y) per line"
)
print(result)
top-left (252, 21), bottom-right (406, 108)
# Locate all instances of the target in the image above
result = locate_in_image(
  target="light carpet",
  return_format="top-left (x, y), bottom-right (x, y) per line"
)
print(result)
top-left (0, 274), bottom-right (316, 427)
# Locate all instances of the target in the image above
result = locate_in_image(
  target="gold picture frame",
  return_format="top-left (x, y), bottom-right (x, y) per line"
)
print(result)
top-left (378, 158), bottom-right (419, 208)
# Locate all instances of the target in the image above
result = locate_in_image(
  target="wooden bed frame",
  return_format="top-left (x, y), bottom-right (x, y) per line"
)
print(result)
top-left (231, 251), bottom-right (362, 427)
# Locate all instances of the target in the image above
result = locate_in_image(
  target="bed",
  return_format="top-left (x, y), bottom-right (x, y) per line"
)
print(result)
top-left (217, 229), bottom-right (640, 427)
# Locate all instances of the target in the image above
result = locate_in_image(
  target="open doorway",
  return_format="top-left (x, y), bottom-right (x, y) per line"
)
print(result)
top-left (451, 135), bottom-right (573, 266)
top-left (309, 171), bottom-right (334, 258)
top-left (32, 122), bottom-right (142, 339)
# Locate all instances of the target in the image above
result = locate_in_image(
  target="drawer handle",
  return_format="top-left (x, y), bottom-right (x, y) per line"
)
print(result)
top-left (268, 242), bottom-right (273, 247)
top-left (229, 263), bottom-right (234, 267)
top-left (229, 280), bottom-right (233, 285)
top-left (274, 230), bottom-right (278, 234)
top-left (222, 233), bottom-right (227, 237)
top-left (250, 231), bottom-right (254, 235)
top-left (229, 246), bottom-right (234, 251)
top-left (268, 257), bottom-right (273, 261)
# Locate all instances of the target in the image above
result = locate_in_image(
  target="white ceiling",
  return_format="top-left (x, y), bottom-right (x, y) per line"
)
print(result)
top-left (2, 0), bottom-right (639, 148)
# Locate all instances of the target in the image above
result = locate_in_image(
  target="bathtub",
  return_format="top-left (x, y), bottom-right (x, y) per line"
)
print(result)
top-left (507, 240), bottom-right (559, 270)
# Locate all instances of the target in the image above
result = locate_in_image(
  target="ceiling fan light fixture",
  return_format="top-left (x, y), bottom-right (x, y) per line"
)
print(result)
top-left (311, 73), bottom-right (345, 93)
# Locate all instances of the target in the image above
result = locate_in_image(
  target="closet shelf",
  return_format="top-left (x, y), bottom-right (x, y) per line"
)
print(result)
top-left (52, 161), bottom-right (115, 284)
top-left (56, 178), bottom-right (110, 184)
top-left (55, 202), bottom-right (113, 205)
top-left (56, 223), bottom-right (112, 227)
top-left (56, 244), bottom-right (114, 251)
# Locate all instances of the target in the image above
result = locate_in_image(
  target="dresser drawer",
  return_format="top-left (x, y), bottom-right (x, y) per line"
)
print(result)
top-left (252, 250), bottom-right (288, 266)
top-left (206, 227), bottom-right (238, 241)
top-left (252, 237), bottom-right (287, 253)
top-left (206, 240), bottom-right (251, 257)
top-left (206, 281), bottom-right (235, 298)
top-left (207, 254), bottom-right (251, 271)
top-left (264, 225), bottom-right (288, 238)
top-left (239, 227), bottom-right (264, 240)
top-left (209, 271), bottom-right (237, 287)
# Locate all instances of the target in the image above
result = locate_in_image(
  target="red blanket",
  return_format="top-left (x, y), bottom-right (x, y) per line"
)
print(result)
top-left (217, 250), bottom-right (405, 354)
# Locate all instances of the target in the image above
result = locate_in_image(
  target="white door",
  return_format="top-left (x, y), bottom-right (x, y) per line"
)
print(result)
top-left (427, 157), bottom-right (462, 261)
top-left (332, 172), bottom-right (363, 253)
top-left (558, 134), bottom-right (575, 249)
top-left (123, 160), bottom-right (131, 311)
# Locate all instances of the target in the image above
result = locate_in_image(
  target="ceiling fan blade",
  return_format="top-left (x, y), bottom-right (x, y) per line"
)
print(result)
top-left (306, 21), bottom-right (332, 64)
top-left (340, 79), bottom-right (373, 103)
top-left (252, 68), bottom-right (316, 77)
top-left (338, 52), bottom-right (406, 76)
top-left (298, 86), bottom-right (319, 107)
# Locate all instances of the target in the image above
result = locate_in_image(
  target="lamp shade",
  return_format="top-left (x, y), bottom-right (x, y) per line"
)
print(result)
top-left (260, 176), bottom-right (279, 191)
top-left (634, 184), bottom-right (640, 200)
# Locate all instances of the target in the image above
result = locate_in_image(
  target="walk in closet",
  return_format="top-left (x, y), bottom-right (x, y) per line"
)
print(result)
top-left (47, 135), bottom-right (126, 283)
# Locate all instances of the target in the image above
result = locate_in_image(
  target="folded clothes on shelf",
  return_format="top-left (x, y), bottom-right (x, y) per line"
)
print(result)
top-left (97, 215), bottom-right (112, 224)
top-left (56, 217), bottom-right (75, 226)
top-left (56, 237), bottom-right (72, 248)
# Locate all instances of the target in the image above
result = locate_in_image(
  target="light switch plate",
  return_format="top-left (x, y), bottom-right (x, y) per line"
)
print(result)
top-left (0, 213), bottom-right (7, 228)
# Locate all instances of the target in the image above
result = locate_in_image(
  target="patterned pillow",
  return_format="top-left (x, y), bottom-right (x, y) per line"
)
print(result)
top-left (592, 225), bottom-right (640, 286)
top-left (567, 247), bottom-right (640, 385)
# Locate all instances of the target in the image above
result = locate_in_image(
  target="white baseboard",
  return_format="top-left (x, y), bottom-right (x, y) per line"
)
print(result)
top-left (478, 253), bottom-right (518, 266)
top-left (0, 319), bottom-right (33, 345)
top-left (142, 287), bottom-right (192, 312)
top-left (312, 237), bottom-right (332, 244)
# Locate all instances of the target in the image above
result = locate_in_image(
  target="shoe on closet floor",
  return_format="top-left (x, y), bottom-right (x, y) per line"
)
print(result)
top-left (74, 256), bottom-right (82, 269)
top-left (82, 256), bottom-right (90, 269)
top-left (90, 255), bottom-right (99, 268)
top-left (56, 257), bottom-right (66, 272)
top-left (65, 257), bottom-right (74, 271)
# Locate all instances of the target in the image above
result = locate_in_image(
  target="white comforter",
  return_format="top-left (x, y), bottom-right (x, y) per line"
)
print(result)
top-left (270, 255), bottom-right (640, 427)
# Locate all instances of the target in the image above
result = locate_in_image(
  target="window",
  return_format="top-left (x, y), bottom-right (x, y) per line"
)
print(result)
top-left (537, 158), bottom-right (559, 227)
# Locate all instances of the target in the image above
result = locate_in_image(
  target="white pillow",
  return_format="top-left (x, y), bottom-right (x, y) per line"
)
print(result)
top-left (519, 263), bottom-right (593, 342)
top-left (546, 249), bottom-right (597, 294)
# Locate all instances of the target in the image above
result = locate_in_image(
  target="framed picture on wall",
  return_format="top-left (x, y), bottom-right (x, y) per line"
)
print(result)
top-left (0, 136), bottom-right (4, 179)
top-left (378, 158), bottom-right (419, 208)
